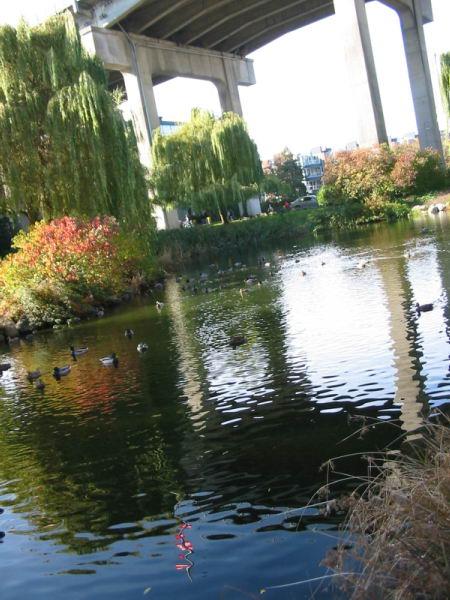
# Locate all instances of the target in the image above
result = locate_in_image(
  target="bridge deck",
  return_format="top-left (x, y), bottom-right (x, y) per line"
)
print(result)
top-left (75, 0), bottom-right (336, 56)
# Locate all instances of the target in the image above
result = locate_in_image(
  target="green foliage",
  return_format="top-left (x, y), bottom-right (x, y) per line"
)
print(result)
top-left (317, 184), bottom-right (344, 206)
top-left (443, 138), bottom-right (450, 170)
top-left (322, 144), bottom-right (447, 207)
top-left (261, 173), bottom-right (291, 199)
top-left (441, 52), bottom-right (450, 118)
top-left (156, 201), bottom-right (412, 264)
top-left (271, 148), bottom-right (306, 199)
top-left (0, 216), bottom-right (152, 327)
top-left (150, 109), bottom-right (263, 220)
top-left (0, 13), bottom-right (151, 232)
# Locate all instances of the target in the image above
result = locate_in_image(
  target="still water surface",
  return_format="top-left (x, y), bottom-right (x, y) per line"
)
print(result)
top-left (1, 217), bottom-right (450, 599)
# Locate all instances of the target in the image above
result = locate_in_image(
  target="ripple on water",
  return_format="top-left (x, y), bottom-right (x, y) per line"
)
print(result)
top-left (1, 220), bottom-right (450, 599)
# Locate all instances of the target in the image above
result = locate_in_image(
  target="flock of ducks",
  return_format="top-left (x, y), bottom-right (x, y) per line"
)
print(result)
top-left (0, 251), bottom-right (437, 389)
top-left (0, 324), bottom-right (158, 391)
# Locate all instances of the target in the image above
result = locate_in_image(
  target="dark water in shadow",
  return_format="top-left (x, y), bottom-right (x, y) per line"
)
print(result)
top-left (1, 215), bottom-right (450, 599)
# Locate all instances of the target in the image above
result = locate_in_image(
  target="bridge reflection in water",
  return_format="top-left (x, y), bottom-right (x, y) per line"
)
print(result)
top-left (1, 219), bottom-right (450, 599)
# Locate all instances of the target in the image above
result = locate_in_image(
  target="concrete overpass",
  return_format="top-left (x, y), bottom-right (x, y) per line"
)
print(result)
top-left (67, 0), bottom-right (443, 165)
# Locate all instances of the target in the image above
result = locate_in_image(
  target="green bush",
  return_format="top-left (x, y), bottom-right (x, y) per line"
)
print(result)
top-left (157, 201), bottom-right (412, 265)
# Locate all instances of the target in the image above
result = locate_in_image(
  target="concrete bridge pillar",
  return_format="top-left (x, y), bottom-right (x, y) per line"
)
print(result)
top-left (122, 69), bottom-right (159, 167)
top-left (215, 60), bottom-right (243, 116)
top-left (398, 0), bottom-right (443, 155)
top-left (80, 27), bottom-right (255, 163)
top-left (334, 0), bottom-right (388, 147)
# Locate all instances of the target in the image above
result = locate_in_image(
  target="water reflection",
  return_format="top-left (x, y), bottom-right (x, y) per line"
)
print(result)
top-left (1, 218), bottom-right (450, 599)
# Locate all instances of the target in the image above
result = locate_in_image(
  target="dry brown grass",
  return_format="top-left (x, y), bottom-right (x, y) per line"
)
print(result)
top-left (322, 419), bottom-right (450, 600)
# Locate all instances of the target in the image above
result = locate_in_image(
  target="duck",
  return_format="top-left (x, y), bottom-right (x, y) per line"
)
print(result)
top-left (124, 328), bottom-right (135, 338)
top-left (301, 270), bottom-right (307, 277)
top-left (27, 370), bottom-right (42, 381)
top-left (416, 302), bottom-right (433, 313)
top-left (34, 379), bottom-right (46, 391)
top-left (100, 352), bottom-right (119, 366)
top-left (53, 365), bottom-right (71, 378)
top-left (245, 276), bottom-right (258, 286)
top-left (0, 363), bottom-right (11, 373)
top-left (156, 301), bottom-right (165, 311)
top-left (321, 261), bottom-right (326, 266)
top-left (70, 345), bottom-right (88, 358)
top-left (230, 335), bottom-right (247, 349)
top-left (137, 342), bottom-right (149, 353)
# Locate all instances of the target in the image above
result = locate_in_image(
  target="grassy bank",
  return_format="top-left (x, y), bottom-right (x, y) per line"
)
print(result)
top-left (322, 420), bottom-right (450, 599)
top-left (156, 201), bottom-right (411, 266)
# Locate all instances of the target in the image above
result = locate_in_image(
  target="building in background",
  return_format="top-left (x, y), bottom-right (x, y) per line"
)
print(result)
top-left (261, 159), bottom-right (273, 174)
top-left (298, 152), bottom-right (325, 195)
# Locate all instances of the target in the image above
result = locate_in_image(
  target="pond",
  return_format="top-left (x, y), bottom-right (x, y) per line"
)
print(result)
top-left (1, 215), bottom-right (450, 599)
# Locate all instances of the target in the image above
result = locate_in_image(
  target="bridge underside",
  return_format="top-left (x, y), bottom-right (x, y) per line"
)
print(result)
top-left (73, 0), bottom-right (442, 163)
top-left (72, 0), bottom-right (430, 58)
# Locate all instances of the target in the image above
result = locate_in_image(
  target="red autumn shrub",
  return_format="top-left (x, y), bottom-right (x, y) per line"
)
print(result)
top-left (0, 216), bottom-right (149, 326)
top-left (322, 145), bottom-right (395, 205)
top-left (391, 144), bottom-right (446, 195)
top-left (320, 143), bottom-right (446, 207)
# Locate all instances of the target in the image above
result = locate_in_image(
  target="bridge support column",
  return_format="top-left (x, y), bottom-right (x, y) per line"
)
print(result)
top-left (334, 0), bottom-right (388, 147)
top-left (398, 1), bottom-right (443, 155)
top-left (122, 70), bottom-right (158, 166)
top-left (215, 60), bottom-right (243, 116)
top-left (81, 26), bottom-right (255, 152)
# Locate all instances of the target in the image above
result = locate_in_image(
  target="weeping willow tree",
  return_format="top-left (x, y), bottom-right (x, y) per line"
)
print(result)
top-left (151, 109), bottom-right (263, 222)
top-left (0, 12), bottom-right (150, 231)
top-left (442, 53), bottom-right (450, 120)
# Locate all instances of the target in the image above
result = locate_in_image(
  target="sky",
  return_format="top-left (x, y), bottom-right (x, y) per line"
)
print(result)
top-left (1, 0), bottom-right (450, 159)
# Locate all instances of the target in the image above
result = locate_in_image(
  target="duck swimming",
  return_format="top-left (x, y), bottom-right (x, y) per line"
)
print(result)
top-left (100, 353), bottom-right (119, 366)
top-left (70, 345), bottom-right (88, 358)
top-left (416, 302), bottom-right (433, 313)
top-left (230, 335), bottom-right (247, 349)
top-left (34, 379), bottom-right (46, 391)
top-left (27, 370), bottom-right (42, 381)
top-left (137, 342), bottom-right (149, 353)
top-left (53, 365), bottom-right (71, 378)
top-left (245, 277), bottom-right (258, 286)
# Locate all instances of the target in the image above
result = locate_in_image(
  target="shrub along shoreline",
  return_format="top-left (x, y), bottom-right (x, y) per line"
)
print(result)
top-left (156, 200), bottom-right (412, 267)
top-left (0, 216), bottom-right (157, 343)
top-left (157, 140), bottom-right (450, 268)
top-left (322, 419), bottom-right (450, 599)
